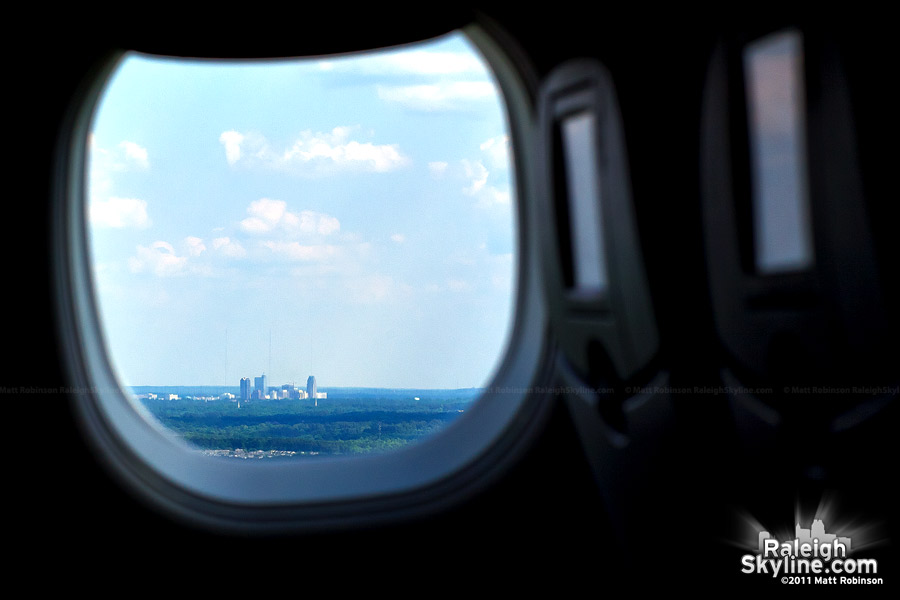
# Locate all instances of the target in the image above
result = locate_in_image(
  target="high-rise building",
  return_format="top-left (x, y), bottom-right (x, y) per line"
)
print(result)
top-left (255, 374), bottom-right (267, 398)
top-left (307, 376), bottom-right (317, 404)
top-left (240, 377), bottom-right (251, 401)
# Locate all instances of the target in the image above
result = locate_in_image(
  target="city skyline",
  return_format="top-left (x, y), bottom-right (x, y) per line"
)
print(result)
top-left (233, 372), bottom-right (327, 401)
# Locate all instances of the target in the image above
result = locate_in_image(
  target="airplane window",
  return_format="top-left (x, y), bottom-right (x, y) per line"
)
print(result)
top-left (742, 29), bottom-right (814, 275)
top-left (86, 31), bottom-right (517, 459)
top-left (560, 111), bottom-right (607, 295)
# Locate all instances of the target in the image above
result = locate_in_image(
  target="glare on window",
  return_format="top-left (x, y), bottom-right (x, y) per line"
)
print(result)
top-left (743, 29), bottom-right (814, 275)
top-left (560, 111), bottom-right (607, 295)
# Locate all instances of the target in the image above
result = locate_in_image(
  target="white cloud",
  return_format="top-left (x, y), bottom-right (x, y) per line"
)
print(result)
top-left (128, 241), bottom-right (188, 277)
top-left (221, 127), bottom-right (408, 175)
top-left (462, 160), bottom-right (489, 196)
top-left (282, 128), bottom-right (407, 173)
top-left (480, 134), bottom-right (510, 169)
top-left (219, 130), bottom-right (244, 165)
top-left (239, 198), bottom-right (341, 238)
top-left (390, 233), bottom-right (405, 244)
top-left (377, 81), bottom-right (496, 111)
top-left (428, 161), bottom-right (448, 177)
top-left (91, 139), bottom-right (150, 175)
top-left (184, 236), bottom-right (206, 256)
top-left (119, 141), bottom-right (150, 169)
top-left (246, 197), bottom-right (286, 226)
top-left (90, 197), bottom-right (151, 229)
top-left (477, 187), bottom-right (511, 209)
top-left (212, 237), bottom-right (247, 258)
top-left (88, 149), bottom-right (114, 200)
top-left (457, 138), bottom-right (513, 209)
top-left (300, 212), bottom-right (341, 236)
top-left (126, 236), bottom-right (249, 279)
top-left (239, 216), bottom-right (271, 234)
top-left (262, 241), bottom-right (339, 262)
top-left (88, 140), bottom-right (151, 210)
top-left (88, 136), bottom-right (156, 300)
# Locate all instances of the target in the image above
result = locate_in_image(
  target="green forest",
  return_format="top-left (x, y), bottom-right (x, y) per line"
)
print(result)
top-left (137, 388), bottom-right (479, 457)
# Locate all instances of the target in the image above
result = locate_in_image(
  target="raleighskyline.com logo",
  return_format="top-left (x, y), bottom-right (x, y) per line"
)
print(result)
top-left (741, 519), bottom-right (883, 586)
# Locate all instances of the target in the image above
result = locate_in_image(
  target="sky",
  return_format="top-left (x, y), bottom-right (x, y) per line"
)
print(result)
top-left (88, 32), bottom-right (517, 389)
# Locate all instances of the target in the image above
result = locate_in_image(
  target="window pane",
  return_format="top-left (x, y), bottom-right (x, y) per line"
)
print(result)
top-left (743, 29), bottom-right (814, 274)
top-left (561, 111), bottom-right (607, 294)
top-left (87, 32), bottom-right (516, 457)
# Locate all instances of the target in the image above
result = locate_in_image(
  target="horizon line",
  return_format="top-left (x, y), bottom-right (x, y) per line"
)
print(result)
top-left (128, 384), bottom-right (485, 391)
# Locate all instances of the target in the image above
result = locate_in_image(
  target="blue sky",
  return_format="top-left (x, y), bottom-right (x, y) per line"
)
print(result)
top-left (88, 32), bottom-right (516, 389)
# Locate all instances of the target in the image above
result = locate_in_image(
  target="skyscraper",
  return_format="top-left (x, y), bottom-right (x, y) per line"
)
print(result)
top-left (307, 376), bottom-right (317, 406)
top-left (255, 374), bottom-right (267, 398)
top-left (240, 377), bottom-right (251, 401)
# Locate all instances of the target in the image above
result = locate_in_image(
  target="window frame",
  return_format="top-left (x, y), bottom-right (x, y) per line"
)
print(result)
top-left (53, 22), bottom-right (553, 533)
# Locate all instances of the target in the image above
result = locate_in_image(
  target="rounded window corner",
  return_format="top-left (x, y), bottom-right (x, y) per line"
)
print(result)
top-left (53, 24), bottom-right (553, 534)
